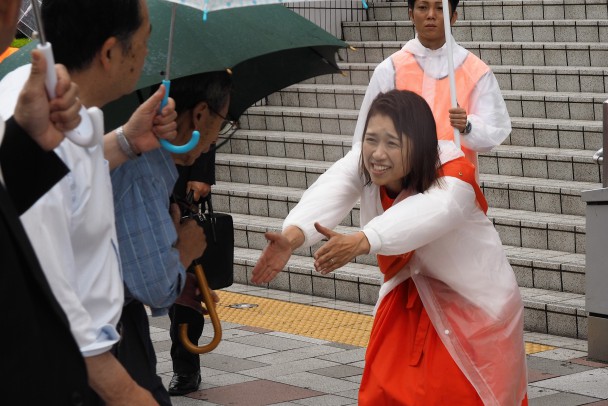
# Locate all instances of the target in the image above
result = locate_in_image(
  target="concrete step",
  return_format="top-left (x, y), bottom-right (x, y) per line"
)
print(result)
top-left (480, 144), bottom-right (602, 183)
top-left (230, 242), bottom-right (586, 339)
top-left (269, 83), bottom-right (607, 121)
top-left (343, 19), bottom-right (608, 43)
top-left (227, 214), bottom-right (585, 295)
top-left (213, 156), bottom-right (587, 254)
top-left (481, 174), bottom-right (599, 216)
top-left (238, 106), bottom-right (603, 151)
top-left (339, 41), bottom-right (608, 67)
top-left (368, 0), bottom-right (607, 22)
top-left (305, 63), bottom-right (608, 95)
top-left (223, 127), bottom-right (602, 183)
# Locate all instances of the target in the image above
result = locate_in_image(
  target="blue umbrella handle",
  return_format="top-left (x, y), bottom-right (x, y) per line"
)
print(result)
top-left (158, 79), bottom-right (198, 153)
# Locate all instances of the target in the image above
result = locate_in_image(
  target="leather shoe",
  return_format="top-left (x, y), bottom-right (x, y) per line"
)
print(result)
top-left (168, 372), bottom-right (202, 396)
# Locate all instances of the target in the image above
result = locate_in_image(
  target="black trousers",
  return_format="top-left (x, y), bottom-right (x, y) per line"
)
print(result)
top-left (113, 300), bottom-right (172, 406)
top-left (169, 303), bottom-right (205, 375)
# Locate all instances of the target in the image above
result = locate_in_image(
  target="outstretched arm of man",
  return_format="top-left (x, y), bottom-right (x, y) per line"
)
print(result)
top-left (105, 84), bottom-right (178, 169)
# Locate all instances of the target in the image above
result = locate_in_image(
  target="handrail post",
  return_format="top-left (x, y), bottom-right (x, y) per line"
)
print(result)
top-left (603, 100), bottom-right (607, 187)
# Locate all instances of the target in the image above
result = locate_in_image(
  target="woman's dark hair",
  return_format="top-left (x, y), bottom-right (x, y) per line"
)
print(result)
top-left (170, 71), bottom-right (232, 117)
top-left (42, 0), bottom-right (143, 72)
top-left (359, 90), bottom-right (440, 194)
top-left (407, 0), bottom-right (460, 13)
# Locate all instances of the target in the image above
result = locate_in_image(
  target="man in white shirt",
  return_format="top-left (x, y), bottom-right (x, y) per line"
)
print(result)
top-left (0, 0), bottom-right (178, 404)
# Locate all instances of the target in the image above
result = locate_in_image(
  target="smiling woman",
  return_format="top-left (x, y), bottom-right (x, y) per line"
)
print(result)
top-left (251, 89), bottom-right (528, 405)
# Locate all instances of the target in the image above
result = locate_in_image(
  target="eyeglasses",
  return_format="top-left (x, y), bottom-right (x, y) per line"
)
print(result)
top-left (209, 106), bottom-right (238, 135)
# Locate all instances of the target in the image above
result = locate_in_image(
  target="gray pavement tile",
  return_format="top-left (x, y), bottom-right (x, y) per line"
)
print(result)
top-left (156, 359), bottom-right (173, 374)
top-left (528, 392), bottom-right (602, 406)
top-left (268, 402), bottom-right (303, 405)
top-left (201, 372), bottom-right (259, 387)
top-left (199, 353), bottom-right (270, 372)
top-left (210, 339), bottom-right (278, 358)
top-left (530, 368), bottom-right (608, 399)
top-left (309, 365), bottom-right (364, 379)
top-left (229, 333), bottom-right (316, 351)
top-left (317, 348), bottom-right (367, 364)
top-left (334, 389), bottom-right (359, 400)
top-left (150, 330), bottom-right (171, 342)
top-left (189, 379), bottom-right (324, 406)
top-left (526, 356), bottom-right (595, 377)
top-left (293, 394), bottom-right (357, 405)
top-left (527, 386), bottom-right (560, 399)
top-left (570, 357), bottom-right (608, 368)
top-left (532, 348), bottom-right (589, 361)
top-left (202, 327), bottom-right (257, 339)
top-left (343, 375), bottom-right (362, 384)
top-left (172, 396), bottom-right (220, 406)
top-left (268, 331), bottom-right (330, 345)
top-left (149, 315), bottom-right (171, 330)
top-left (248, 344), bottom-right (346, 365)
top-left (152, 339), bottom-right (172, 353)
top-left (240, 358), bottom-right (339, 379)
top-left (273, 372), bottom-right (360, 393)
top-left (325, 342), bottom-right (362, 350)
top-left (348, 360), bottom-right (365, 368)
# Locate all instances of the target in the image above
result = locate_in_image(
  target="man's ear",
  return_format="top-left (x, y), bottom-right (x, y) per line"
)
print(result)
top-left (99, 37), bottom-right (119, 71)
top-left (408, 8), bottom-right (414, 23)
top-left (191, 101), bottom-right (209, 129)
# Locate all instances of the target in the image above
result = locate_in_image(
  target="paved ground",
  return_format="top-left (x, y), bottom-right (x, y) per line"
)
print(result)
top-left (149, 283), bottom-right (608, 406)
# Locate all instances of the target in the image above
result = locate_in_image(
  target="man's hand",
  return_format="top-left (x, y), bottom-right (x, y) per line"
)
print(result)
top-left (13, 49), bottom-right (81, 151)
top-left (449, 106), bottom-right (468, 133)
top-left (187, 181), bottom-right (211, 202)
top-left (170, 203), bottom-right (206, 268)
top-left (122, 84), bottom-right (178, 154)
top-left (312, 223), bottom-right (370, 275)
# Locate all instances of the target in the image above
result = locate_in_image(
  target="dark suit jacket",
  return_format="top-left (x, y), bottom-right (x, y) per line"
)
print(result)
top-left (0, 118), bottom-right (89, 405)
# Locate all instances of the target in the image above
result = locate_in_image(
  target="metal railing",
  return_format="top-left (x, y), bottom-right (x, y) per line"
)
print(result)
top-left (286, 0), bottom-right (369, 39)
top-left (603, 100), bottom-right (608, 187)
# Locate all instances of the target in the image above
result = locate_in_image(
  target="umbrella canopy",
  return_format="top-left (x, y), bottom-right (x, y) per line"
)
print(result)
top-left (1, 1), bottom-right (346, 127)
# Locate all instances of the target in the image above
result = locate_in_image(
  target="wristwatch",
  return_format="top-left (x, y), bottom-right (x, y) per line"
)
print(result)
top-left (461, 120), bottom-right (472, 135)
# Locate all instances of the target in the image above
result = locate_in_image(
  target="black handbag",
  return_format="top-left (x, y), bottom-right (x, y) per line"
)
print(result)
top-left (176, 192), bottom-right (234, 290)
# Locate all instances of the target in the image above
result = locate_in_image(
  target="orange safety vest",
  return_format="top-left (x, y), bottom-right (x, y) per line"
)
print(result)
top-left (392, 49), bottom-right (489, 171)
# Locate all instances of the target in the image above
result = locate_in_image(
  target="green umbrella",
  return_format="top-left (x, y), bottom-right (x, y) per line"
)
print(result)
top-left (1, 1), bottom-right (346, 128)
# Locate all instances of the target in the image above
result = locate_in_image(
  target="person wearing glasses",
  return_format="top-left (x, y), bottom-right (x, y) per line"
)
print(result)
top-left (110, 71), bottom-right (232, 404)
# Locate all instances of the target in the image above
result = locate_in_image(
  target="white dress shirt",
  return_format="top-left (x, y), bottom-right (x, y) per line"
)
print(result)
top-left (0, 65), bottom-right (123, 357)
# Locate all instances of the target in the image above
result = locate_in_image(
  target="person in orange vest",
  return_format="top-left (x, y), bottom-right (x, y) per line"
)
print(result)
top-left (352, 0), bottom-right (510, 174)
top-left (0, 46), bottom-right (18, 63)
top-left (251, 90), bottom-right (528, 405)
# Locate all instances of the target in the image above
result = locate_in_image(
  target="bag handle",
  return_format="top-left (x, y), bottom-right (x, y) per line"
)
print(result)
top-left (201, 193), bottom-right (218, 244)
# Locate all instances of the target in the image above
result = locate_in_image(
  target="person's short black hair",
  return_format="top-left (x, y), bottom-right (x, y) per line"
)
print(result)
top-left (170, 71), bottom-right (232, 118)
top-left (42, 0), bottom-right (143, 72)
top-left (360, 90), bottom-right (440, 194)
top-left (407, 0), bottom-right (460, 12)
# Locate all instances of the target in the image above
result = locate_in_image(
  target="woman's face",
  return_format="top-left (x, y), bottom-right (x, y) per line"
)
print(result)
top-left (362, 114), bottom-right (410, 195)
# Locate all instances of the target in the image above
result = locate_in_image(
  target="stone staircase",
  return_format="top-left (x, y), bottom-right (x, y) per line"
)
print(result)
top-left (214, 0), bottom-right (608, 340)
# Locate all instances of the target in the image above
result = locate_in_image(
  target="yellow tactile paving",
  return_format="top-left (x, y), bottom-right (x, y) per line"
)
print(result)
top-left (216, 291), bottom-right (556, 354)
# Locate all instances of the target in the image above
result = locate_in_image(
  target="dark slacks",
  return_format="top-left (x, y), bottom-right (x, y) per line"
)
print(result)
top-left (113, 300), bottom-right (172, 406)
top-left (169, 303), bottom-right (205, 374)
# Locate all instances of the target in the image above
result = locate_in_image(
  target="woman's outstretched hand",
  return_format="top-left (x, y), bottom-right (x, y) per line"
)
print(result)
top-left (251, 231), bottom-right (293, 284)
top-left (313, 222), bottom-right (370, 275)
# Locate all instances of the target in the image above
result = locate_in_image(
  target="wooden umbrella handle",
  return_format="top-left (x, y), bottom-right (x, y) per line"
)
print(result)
top-left (178, 263), bottom-right (222, 354)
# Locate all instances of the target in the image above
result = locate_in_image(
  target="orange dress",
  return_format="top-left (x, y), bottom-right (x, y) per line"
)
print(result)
top-left (359, 157), bottom-right (528, 405)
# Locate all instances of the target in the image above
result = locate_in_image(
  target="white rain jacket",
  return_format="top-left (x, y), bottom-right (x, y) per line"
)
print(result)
top-left (284, 141), bottom-right (527, 405)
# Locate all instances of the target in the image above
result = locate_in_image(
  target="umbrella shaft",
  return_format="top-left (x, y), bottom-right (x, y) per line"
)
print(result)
top-left (30, 0), bottom-right (46, 44)
top-left (165, 4), bottom-right (177, 80)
